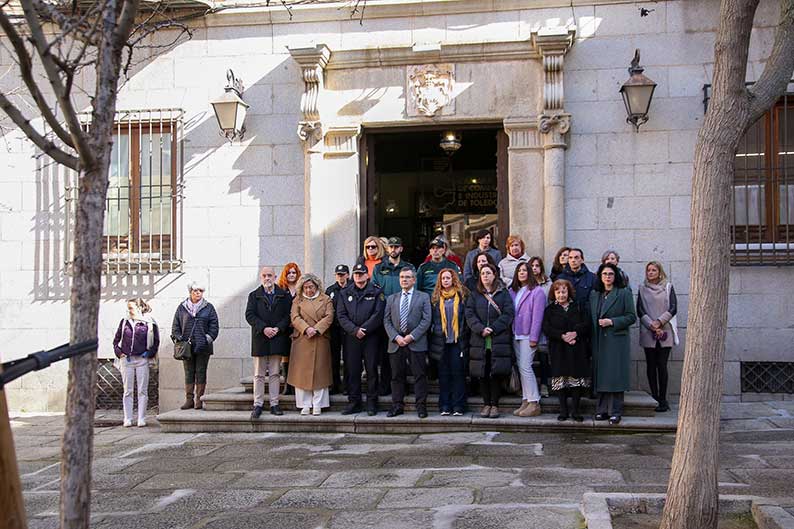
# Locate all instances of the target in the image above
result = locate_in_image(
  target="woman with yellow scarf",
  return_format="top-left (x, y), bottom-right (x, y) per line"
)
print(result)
top-left (429, 268), bottom-right (470, 416)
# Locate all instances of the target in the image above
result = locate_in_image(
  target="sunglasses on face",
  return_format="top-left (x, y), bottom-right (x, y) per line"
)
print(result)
top-left (366, 245), bottom-right (378, 249)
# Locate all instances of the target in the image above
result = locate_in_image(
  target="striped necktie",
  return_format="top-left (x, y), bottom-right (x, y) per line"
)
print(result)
top-left (399, 291), bottom-right (409, 334)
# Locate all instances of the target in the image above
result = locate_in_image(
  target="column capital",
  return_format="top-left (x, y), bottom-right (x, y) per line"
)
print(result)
top-left (531, 26), bottom-right (575, 113)
top-left (539, 113), bottom-right (571, 149)
top-left (289, 44), bottom-right (332, 142)
top-left (503, 117), bottom-right (542, 151)
top-left (323, 125), bottom-right (361, 158)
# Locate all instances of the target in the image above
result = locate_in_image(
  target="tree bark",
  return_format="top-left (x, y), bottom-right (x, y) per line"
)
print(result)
top-left (59, 165), bottom-right (106, 529)
top-left (660, 1), bottom-right (794, 528)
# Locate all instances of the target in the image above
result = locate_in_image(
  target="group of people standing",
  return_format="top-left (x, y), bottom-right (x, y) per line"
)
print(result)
top-left (112, 230), bottom-right (678, 426)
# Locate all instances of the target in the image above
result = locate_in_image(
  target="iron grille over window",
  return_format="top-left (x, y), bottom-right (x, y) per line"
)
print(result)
top-left (704, 83), bottom-right (794, 265)
top-left (741, 361), bottom-right (794, 393)
top-left (65, 109), bottom-right (185, 274)
top-left (95, 359), bottom-right (159, 410)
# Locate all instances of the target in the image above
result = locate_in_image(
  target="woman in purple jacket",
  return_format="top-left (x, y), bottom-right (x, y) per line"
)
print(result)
top-left (509, 262), bottom-right (546, 417)
top-left (113, 298), bottom-right (160, 427)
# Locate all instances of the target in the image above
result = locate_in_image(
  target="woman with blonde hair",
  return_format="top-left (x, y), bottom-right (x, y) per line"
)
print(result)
top-left (498, 235), bottom-right (530, 286)
top-left (636, 261), bottom-right (678, 412)
top-left (430, 268), bottom-right (470, 416)
top-left (114, 298), bottom-right (159, 427)
top-left (357, 235), bottom-right (385, 276)
top-left (277, 262), bottom-right (302, 299)
top-left (287, 274), bottom-right (335, 415)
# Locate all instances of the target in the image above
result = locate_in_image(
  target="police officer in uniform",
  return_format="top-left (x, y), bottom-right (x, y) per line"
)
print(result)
top-left (337, 263), bottom-right (386, 415)
top-left (325, 264), bottom-right (349, 394)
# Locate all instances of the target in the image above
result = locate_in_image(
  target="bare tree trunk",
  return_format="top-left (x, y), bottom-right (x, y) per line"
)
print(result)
top-left (59, 164), bottom-right (107, 529)
top-left (660, 1), bottom-right (794, 528)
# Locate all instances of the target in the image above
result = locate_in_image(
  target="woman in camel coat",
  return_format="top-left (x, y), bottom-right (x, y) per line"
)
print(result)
top-left (287, 273), bottom-right (335, 415)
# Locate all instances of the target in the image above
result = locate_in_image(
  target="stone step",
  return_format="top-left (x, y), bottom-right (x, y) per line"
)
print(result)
top-left (156, 407), bottom-right (677, 434)
top-left (202, 387), bottom-right (658, 417)
top-left (238, 376), bottom-right (441, 394)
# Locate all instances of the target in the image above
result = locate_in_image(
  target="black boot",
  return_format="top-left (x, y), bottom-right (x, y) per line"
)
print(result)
top-left (557, 388), bottom-right (569, 421)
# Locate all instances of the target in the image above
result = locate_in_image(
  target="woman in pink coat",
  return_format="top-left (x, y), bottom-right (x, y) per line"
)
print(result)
top-left (508, 262), bottom-right (547, 417)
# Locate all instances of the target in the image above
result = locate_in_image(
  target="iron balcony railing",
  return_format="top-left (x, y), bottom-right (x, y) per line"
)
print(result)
top-left (65, 109), bottom-right (185, 274)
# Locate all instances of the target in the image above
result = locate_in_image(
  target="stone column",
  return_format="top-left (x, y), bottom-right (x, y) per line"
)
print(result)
top-left (540, 114), bottom-right (571, 268)
top-left (303, 125), bottom-right (361, 281)
top-left (531, 26), bottom-right (574, 266)
top-left (503, 117), bottom-right (544, 257)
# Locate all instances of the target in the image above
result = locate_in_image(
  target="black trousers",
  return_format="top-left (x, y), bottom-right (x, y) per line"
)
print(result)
top-left (378, 331), bottom-right (392, 395)
top-left (330, 325), bottom-right (345, 391)
top-left (644, 344), bottom-right (671, 404)
top-left (479, 349), bottom-right (504, 406)
top-left (389, 347), bottom-right (428, 408)
top-left (183, 353), bottom-right (210, 385)
top-left (345, 334), bottom-right (381, 406)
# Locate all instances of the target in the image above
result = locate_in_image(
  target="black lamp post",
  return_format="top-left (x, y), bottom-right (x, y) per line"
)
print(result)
top-left (619, 49), bottom-right (657, 132)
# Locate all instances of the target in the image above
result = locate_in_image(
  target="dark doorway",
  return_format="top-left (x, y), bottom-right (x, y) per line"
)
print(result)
top-left (361, 126), bottom-right (508, 267)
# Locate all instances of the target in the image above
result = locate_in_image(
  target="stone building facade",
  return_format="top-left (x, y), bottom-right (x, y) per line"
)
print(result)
top-left (1, 0), bottom-right (792, 411)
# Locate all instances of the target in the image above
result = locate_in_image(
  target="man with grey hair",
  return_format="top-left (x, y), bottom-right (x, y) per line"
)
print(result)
top-left (245, 266), bottom-right (292, 418)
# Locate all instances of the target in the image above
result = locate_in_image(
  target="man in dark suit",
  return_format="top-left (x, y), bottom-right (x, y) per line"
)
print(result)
top-left (337, 263), bottom-right (386, 416)
top-left (245, 266), bottom-right (292, 418)
top-left (383, 266), bottom-right (432, 418)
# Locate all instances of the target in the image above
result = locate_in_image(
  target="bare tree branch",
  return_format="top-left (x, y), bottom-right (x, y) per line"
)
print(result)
top-left (0, 7), bottom-right (75, 148)
top-left (748, 0), bottom-right (794, 122)
top-left (21, 0), bottom-right (94, 167)
top-left (0, 90), bottom-right (79, 169)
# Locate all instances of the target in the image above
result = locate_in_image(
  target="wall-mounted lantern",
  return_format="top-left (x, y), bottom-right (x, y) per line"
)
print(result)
top-left (210, 69), bottom-right (250, 143)
top-left (619, 50), bottom-right (656, 132)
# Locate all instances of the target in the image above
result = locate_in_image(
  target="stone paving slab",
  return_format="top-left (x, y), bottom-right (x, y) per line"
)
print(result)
top-left (199, 511), bottom-right (330, 529)
top-left (320, 468), bottom-right (424, 488)
top-left (330, 509), bottom-right (435, 529)
top-left (133, 471), bottom-right (240, 490)
top-left (377, 487), bottom-right (475, 508)
top-left (230, 469), bottom-right (329, 488)
top-left (270, 488), bottom-right (385, 509)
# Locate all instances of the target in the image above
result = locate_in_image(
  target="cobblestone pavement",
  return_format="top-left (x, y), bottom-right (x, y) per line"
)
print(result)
top-left (12, 400), bottom-right (794, 529)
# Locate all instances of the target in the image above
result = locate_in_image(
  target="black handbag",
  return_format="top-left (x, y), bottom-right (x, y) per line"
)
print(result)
top-left (173, 318), bottom-right (198, 361)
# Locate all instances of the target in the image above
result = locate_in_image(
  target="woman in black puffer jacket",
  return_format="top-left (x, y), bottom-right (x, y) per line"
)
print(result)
top-left (465, 263), bottom-right (514, 419)
top-left (172, 281), bottom-right (219, 410)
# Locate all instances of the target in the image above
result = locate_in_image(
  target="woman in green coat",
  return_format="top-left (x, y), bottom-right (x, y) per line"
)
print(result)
top-left (589, 262), bottom-right (636, 424)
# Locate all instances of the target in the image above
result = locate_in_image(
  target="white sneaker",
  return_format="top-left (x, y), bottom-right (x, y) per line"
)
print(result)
top-left (312, 407), bottom-right (321, 416)
top-left (123, 420), bottom-right (133, 428)
top-left (300, 407), bottom-right (311, 415)
top-left (137, 419), bottom-right (147, 427)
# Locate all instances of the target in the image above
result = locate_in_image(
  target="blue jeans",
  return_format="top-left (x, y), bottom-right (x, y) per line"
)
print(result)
top-left (438, 342), bottom-right (466, 412)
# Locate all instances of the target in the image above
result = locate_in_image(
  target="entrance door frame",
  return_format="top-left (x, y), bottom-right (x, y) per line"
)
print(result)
top-left (359, 123), bottom-right (510, 252)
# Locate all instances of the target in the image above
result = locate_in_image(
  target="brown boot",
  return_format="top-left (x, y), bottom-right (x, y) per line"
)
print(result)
top-left (519, 401), bottom-right (541, 417)
top-left (180, 385), bottom-right (194, 410)
top-left (194, 384), bottom-right (206, 410)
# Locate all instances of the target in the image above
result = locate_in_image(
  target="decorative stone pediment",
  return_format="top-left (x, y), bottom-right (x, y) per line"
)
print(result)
top-left (407, 64), bottom-right (455, 117)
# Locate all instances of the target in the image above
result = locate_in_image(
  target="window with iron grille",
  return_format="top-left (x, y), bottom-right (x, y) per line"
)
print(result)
top-left (65, 109), bottom-right (184, 274)
top-left (741, 361), bottom-right (794, 393)
top-left (705, 83), bottom-right (794, 265)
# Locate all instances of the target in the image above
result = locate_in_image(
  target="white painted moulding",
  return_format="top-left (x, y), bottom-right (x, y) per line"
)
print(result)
top-left (204, 0), bottom-right (643, 27)
top-left (580, 493), bottom-right (794, 529)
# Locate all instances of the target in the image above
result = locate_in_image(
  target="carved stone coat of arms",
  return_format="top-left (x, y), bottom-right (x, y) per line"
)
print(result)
top-left (407, 64), bottom-right (455, 117)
